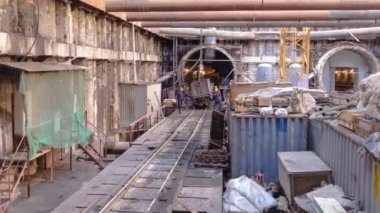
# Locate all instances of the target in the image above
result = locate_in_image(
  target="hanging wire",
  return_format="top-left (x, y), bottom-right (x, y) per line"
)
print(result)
top-left (21, 0), bottom-right (40, 62)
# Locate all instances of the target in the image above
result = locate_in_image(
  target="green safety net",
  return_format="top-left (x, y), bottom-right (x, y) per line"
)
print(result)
top-left (19, 70), bottom-right (92, 156)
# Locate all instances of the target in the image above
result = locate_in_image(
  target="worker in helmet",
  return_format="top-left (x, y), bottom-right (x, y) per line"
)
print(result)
top-left (176, 86), bottom-right (185, 113)
top-left (184, 86), bottom-right (193, 109)
top-left (212, 85), bottom-right (222, 109)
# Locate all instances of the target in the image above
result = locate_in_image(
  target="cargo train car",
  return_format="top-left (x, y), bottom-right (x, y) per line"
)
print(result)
top-left (190, 78), bottom-right (212, 108)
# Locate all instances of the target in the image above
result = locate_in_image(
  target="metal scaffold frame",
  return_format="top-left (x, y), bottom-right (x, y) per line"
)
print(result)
top-left (279, 27), bottom-right (311, 82)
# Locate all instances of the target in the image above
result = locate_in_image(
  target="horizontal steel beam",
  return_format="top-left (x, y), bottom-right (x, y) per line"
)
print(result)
top-left (157, 28), bottom-right (273, 40)
top-left (126, 10), bottom-right (380, 21)
top-left (106, 0), bottom-right (380, 12)
top-left (157, 27), bottom-right (380, 41)
top-left (141, 20), bottom-right (380, 28)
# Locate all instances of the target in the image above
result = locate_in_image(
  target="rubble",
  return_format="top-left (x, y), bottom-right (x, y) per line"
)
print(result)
top-left (223, 176), bottom-right (277, 213)
top-left (311, 197), bottom-right (347, 213)
top-left (357, 72), bottom-right (380, 118)
top-left (294, 183), bottom-right (360, 212)
top-left (358, 132), bottom-right (380, 159)
top-left (194, 149), bottom-right (229, 168)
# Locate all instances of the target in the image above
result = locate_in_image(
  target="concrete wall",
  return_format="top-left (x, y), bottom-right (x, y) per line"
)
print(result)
top-left (176, 27), bottom-right (380, 84)
top-left (322, 50), bottom-right (370, 92)
top-left (0, 0), bottom-right (165, 154)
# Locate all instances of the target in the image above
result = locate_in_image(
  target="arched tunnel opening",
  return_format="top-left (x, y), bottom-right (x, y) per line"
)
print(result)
top-left (182, 48), bottom-right (235, 89)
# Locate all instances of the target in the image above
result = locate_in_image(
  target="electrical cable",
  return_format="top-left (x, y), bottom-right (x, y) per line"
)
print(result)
top-left (21, 0), bottom-right (40, 62)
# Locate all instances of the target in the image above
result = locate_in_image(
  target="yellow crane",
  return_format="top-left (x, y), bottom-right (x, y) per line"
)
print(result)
top-left (279, 27), bottom-right (311, 83)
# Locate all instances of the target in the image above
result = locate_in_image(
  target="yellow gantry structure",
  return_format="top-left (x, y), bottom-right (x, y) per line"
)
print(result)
top-left (279, 27), bottom-right (311, 83)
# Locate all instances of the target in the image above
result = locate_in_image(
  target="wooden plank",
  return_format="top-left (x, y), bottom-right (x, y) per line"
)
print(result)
top-left (356, 116), bottom-right (380, 138)
top-left (337, 110), bottom-right (360, 131)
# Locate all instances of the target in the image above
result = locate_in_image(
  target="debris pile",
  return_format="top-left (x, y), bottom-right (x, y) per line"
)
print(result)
top-left (222, 151), bottom-right (367, 212)
top-left (357, 72), bottom-right (380, 118)
top-left (163, 99), bottom-right (177, 116)
top-left (223, 176), bottom-right (277, 213)
top-left (359, 132), bottom-right (380, 159)
top-left (234, 87), bottom-right (328, 115)
top-left (294, 183), bottom-right (360, 212)
top-left (194, 149), bottom-right (228, 168)
top-left (307, 73), bottom-right (380, 139)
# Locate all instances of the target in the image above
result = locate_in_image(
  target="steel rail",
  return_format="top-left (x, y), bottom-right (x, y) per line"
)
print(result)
top-left (98, 109), bottom-right (207, 212)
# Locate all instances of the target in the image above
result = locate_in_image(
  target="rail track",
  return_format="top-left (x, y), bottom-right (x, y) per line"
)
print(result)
top-left (95, 109), bottom-right (208, 213)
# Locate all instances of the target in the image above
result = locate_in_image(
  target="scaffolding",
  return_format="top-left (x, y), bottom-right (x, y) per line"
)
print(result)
top-left (279, 27), bottom-right (311, 83)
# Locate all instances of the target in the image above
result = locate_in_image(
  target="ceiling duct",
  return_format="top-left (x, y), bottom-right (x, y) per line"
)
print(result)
top-left (204, 35), bottom-right (217, 59)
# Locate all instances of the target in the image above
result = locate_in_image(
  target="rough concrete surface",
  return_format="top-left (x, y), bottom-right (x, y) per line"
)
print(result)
top-left (8, 153), bottom-right (101, 213)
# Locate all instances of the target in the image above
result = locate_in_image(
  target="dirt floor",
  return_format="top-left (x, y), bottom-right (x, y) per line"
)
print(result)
top-left (8, 151), bottom-right (101, 213)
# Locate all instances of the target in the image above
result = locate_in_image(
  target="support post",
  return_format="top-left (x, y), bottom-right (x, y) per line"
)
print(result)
top-left (129, 126), bottom-right (133, 146)
top-left (50, 148), bottom-right (54, 183)
top-left (27, 141), bottom-right (30, 198)
top-left (132, 22), bottom-right (137, 83)
top-left (69, 147), bottom-right (72, 171)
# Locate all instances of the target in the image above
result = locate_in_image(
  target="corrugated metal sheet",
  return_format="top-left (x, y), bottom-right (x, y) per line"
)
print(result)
top-left (119, 83), bottom-right (162, 127)
top-left (308, 119), bottom-right (378, 213)
top-left (229, 113), bottom-right (307, 181)
top-left (119, 84), bottom-right (147, 127)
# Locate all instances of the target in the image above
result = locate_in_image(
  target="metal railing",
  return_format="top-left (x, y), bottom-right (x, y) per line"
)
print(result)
top-left (85, 120), bottom-right (108, 160)
top-left (127, 106), bottom-right (167, 146)
top-left (0, 135), bottom-right (29, 212)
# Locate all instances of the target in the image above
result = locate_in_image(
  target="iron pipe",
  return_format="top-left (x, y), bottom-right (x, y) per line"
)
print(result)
top-left (141, 20), bottom-right (380, 28)
top-left (157, 27), bottom-right (380, 40)
top-left (126, 10), bottom-right (380, 22)
top-left (106, 0), bottom-right (380, 12)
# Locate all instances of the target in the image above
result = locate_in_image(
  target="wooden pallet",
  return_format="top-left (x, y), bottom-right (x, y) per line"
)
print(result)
top-left (337, 110), bottom-right (360, 131)
top-left (356, 116), bottom-right (380, 138)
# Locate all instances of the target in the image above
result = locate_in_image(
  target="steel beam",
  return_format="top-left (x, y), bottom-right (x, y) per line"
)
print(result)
top-left (141, 20), bottom-right (380, 28)
top-left (157, 27), bottom-right (380, 41)
top-left (106, 0), bottom-right (380, 12)
top-left (126, 10), bottom-right (380, 22)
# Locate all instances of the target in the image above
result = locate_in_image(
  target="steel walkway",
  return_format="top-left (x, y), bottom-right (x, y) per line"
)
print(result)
top-left (53, 109), bottom-right (222, 213)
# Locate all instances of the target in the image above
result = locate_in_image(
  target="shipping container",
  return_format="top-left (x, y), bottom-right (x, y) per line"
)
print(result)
top-left (228, 112), bottom-right (308, 181)
top-left (308, 119), bottom-right (379, 213)
top-left (119, 83), bottom-right (162, 127)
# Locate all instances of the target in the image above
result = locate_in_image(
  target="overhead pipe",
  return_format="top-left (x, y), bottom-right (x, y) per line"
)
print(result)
top-left (106, 0), bottom-right (380, 12)
top-left (126, 10), bottom-right (380, 22)
top-left (310, 27), bottom-right (380, 40)
top-left (158, 28), bottom-right (274, 40)
top-left (142, 20), bottom-right (380, 28)
top-left (157, 27), bottom-right (380, 41)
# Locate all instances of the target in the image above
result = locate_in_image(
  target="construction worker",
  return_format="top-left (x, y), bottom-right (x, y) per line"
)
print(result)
top-left (184, 86), bottom-right (193, 109)
top-left (212, 85), bottom-right (222, 109)
top-left (176, 86), bottom-right (185, 113)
